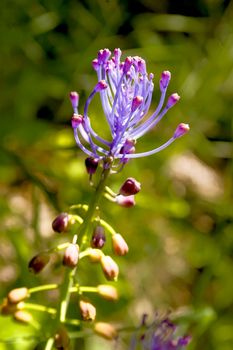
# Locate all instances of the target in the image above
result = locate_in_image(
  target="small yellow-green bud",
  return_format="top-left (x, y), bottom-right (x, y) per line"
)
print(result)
top-left (7, 287), bottom-right (29, 304)
top-left (97, 285), bottom-right (118, 301)
top-left (13, 310), bottom-right (33, 324)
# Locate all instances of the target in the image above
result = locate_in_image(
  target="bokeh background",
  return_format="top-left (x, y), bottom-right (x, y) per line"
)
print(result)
top-left (0, 0), bottom-right (232, 349)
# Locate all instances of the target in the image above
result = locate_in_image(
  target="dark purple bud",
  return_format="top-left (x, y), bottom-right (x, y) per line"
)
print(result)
top-left (160, 70), bottom-right (171, 91)
top-left (173, 123), bottom-right (190, 139)
top-left (166, 93), bottom-right (180, 109)
top-left (85, 157), bottom-right (99, 175)
top-left (119, 177), bottom-right (141, 196)
top-left (52, 213), bottom-right (69, 233)
top-left (28, 253), bottom-right (50, 274)
top-left (71, 113), bottom-right (83, 128)
top-left (115, 194), bottom-right (135, 208)
top-left (137, 58), bottom-right (146, 74)
top-left (69, 91), bottom-right (79, 111)
top-left (91, 226), bottom-right (106, 249)
top-left (63, 244), bottom-right (79, 268)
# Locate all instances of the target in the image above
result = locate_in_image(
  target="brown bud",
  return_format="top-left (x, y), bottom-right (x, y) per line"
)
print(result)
top-left (79, 299), bottom-right (96, 321)
top-left (7, 287), bottom-right (29, 304)
top-left (28, 252), bottom-right (50, 274)
top-left (97, 285), bottom-right (118, 301)
top-left (14, 310), bottom-right (33, 324)
top-left (52, 213), bottom-right (70, 233)
top-left (63, 244), bottom-right (79, 268)
top-left (100, 256), bottom-right (119, 281)
top-left (112, 234), bottom-right (129, 256)
top-left (1, 299), bottom-right (24, 315)
top-left (119, 177), bottom-right (141, 196)
top-left (88, 249), bottom-right (103, 263)
top-left (54, 326), bottom-right (70, 350)
top-left (94, 322), bottom-right (118, 340)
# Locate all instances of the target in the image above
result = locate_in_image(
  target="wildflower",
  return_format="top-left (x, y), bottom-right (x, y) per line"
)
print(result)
top-left (130, 317), bottom-right (191, 350)
top-left (70, 48), bottom-right (189, 165)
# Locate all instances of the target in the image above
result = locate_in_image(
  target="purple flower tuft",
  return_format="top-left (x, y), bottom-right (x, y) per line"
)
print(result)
top-left (70, 49), bottom-right (189, 165)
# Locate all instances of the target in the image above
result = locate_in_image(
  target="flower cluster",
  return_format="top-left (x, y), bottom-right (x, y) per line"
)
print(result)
top-left (130, 315), bottom-right (191, 350)
top-left (70, 48), bottom-right (189, 165)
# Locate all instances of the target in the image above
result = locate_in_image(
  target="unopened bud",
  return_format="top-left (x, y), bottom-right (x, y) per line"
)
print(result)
top-left (95, 80), bottom-right (108, 92)
top-left (1, 298), bottom-right (23, 315)
top-left (97, 285), bottom-right (118, 301)
top-left (63, 244), bottom-right (79, 268)
top-left (54, 327), bottom-right (70, 349)
top-left (116, 194), bottom-right (135, 208)
top-left (166, 93), bottom-right (180, 109)
top-left (114, 48), bottom-right (122, 64)
top-left (14, 310), bottom-right (33, 324)
top-left (88, 249), bottom-right (103, 263)
top-left (69, 91), bottom-right (79, 111)
top-left (7, 288), bottom-right (29, 304)
top-left (94, 322), bottom-right (118, 340)
top-left (52, 213), bottom-right (69, 233)
top-left (131, 96), bottom-right (143, 112)
top-left (79, 300), bottom-right (96, 321)
top-left (28, 252), bottom-right (50, 274)
top-left (160, 70), bottom-right (171, 90)
top-left (91, 226), bottom-right (106, 249)
top-left (173, 123), bottom-right (190, 139)
top-left (123, 57), bottom-right (133, 74)
top-left (119, 177), bottom-right (141, 196)
top-left (92, 58), bottom-right (99, 71)
top-left (112, 234), bottom-right (129, 256)
top-left (71, 113), bottom-right (83, 128)
top-left (98, 49), bottom-right (111, 64)
top-left (100, 256), bottom-right (119, 281)
top-left (85, 157), bottom-right (99, 175)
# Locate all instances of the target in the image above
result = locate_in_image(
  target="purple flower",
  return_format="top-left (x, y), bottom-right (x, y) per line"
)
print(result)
top-left (130, 317), bottom-right (191, 350)
top-left (70, 48), bottom-right (189, 164)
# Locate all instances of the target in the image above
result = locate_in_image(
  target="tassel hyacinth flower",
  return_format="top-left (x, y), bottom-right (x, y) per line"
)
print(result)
top-left (70, 48), bottom-right (189, 165)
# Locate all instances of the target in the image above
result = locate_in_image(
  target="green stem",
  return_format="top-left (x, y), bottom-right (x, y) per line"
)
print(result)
top-left (23, 302), bottom-right (56, 315)
top-left (44, 337), bottom-right (54, 350)
top-left (29, 284), bottom-right (58, 294)
top-left (44, 166), bottom-right (111, 349)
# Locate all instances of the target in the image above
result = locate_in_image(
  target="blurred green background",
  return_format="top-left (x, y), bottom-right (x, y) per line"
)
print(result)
top-left (0, 0), bottom-right (232, 349)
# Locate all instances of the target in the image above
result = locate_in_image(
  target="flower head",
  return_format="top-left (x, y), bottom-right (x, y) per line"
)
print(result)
top-left (70, 48), bottom-right (189, 165)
